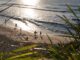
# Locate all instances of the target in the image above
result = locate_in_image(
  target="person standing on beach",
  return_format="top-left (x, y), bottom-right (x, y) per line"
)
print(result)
top-left (40, 31), bottom-right (42, 36)
top-left (20, 28), bottom-right (22, 35)
top-left (4, 19), bottom-right (7, 25)
top-left (4, 18), bottom-right (10, 25)
top-left (40, 31), bottom-right (43, 39)
top-left (12, 24), bottom-right (18, 35)
top-left (25, 36), bottom-right (28, 41)
top-left (14, 23), bottom-right (18, 31)
top-left (15, 24), bottom-right (17, 28)
top-left (34, 31), bottom-right (38, 39)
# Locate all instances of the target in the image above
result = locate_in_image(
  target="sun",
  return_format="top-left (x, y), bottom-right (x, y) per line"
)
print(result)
top-left (21, 0), bottom-right (39, 6)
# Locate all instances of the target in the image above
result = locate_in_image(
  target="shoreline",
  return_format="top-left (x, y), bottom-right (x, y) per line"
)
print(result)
top-left (0, 24), bottom-right (71, 44)
top-left (0, 22), bottom-right (74, 53)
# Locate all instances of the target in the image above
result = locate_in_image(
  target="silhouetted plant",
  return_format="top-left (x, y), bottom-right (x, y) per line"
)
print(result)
top-left (46, 5), bottom-right (80, 60)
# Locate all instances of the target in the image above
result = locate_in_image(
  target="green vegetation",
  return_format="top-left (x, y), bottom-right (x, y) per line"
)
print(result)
top-left (0, 5), bottom-right (80, 60)
top-left (47, 5), bottom-right (80, 60)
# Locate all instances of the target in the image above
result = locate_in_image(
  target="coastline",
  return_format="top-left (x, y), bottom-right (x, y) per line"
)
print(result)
top-left (0, 24), bottom-right (71, 44)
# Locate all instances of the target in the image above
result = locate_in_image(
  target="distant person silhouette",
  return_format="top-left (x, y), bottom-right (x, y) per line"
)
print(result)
top-left (25, 36), bottom-right (28, 41)
top-left (34, 31), bottom-right (38, 39)
top-left (15, 24), bottom-right (17, 28)
top-left (40, 31), bottom-right (43, 39)
top-left (4, 19), bottom-right (7, 25)
top-left (40, 31), bottom-right (42, 36)
top-left (14, 24), bottom-right (17, 30)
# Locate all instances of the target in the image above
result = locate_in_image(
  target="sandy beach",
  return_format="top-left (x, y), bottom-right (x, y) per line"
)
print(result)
top-left (0, 24), bottom-right (71, 44)
top-left (0, 25), bottom-right (73, 57)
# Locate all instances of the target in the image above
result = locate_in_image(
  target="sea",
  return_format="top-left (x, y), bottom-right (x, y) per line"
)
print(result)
top-left (0, 0), bottom-right (80, 35)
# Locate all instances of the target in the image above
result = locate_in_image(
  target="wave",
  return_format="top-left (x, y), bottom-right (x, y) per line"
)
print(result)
top-left (0, 14), bottom-right (74, 34)
top-left (0, 3), bottom-right (79, 13)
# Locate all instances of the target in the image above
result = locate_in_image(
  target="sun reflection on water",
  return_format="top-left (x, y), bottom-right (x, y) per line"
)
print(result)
top-left (19, 0), bottom-right (40, 18)
top-left (20, 9), bottom-right (38, 18)
top-left (12, 20), bottom-right (36, 32)
top-left (20, 0), bottom-right (40, 6)
top-left (12, 0), bottom-right (40, 32)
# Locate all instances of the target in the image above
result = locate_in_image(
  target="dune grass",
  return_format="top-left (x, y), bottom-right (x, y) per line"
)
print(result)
top-left (47, 5), bottom-right (80, 60)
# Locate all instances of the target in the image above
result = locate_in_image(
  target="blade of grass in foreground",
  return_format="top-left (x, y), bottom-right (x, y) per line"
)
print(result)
top-left (6, 52), bottom-right (37, 60)
top-left (67, 4), bottom-right (79, 19)
top-left (46, 34), bottom-right (53, 47)
top-left (6, 57), bottom-right (38, 60)
top-left (78, 6), bottom-right (80, 12)
top-left (57, 15), bottom-right (79, 41)
top-left (12, 45), bottom-right (37, 53)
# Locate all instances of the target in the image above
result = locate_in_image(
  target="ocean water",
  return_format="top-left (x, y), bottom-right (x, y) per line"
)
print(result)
top-left (0, 0), bottom-right (80, 35)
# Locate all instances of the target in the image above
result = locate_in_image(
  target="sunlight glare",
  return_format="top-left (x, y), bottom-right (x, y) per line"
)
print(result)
top-left (21, 9), bottom-right (37, 18)
top-left (21, 0), bottom-right (39, 6)
top-left (13, 20), bottom-right (31, 31)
